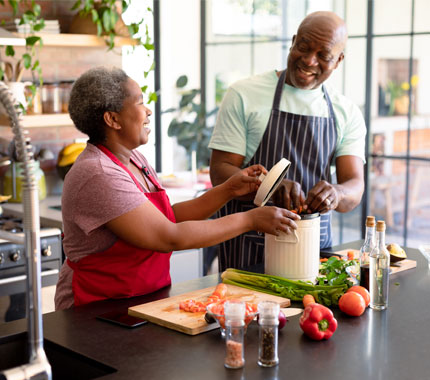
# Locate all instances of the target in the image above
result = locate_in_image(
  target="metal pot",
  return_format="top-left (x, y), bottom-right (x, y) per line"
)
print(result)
top-left (264, 213), bottom-right (320, 282)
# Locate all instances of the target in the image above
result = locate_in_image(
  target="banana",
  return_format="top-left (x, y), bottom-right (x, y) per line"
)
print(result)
top-left (0, 195), bottom-right (11, 202)
top-left (58, 146), bottom-right (85, 167)
top-left (61, 142), bottom-right (87, 156)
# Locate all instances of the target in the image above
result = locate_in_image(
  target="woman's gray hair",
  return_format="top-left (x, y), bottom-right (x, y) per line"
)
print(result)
top-left (68, 66), bottom-right (130, 144)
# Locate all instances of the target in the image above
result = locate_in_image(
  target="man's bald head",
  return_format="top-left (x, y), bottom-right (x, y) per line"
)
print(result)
top-left (285, 11), bottom-right (348, 89)
top-left (299, 11), bottom-right (348, 50)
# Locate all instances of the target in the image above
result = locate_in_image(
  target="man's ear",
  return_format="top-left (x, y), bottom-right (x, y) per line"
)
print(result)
top-left (104, 111), bottom-right (121, 130)
top-left (334, 51), bottom-right (345, 69)
top-left (290, 35), bottom-right (296, 50)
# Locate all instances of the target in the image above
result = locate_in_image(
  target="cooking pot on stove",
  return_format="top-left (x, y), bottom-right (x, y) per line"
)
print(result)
top-left (254, 158), bottom-right (320, 282)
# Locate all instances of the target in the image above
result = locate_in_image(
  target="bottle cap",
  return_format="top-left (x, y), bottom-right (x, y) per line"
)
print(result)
top-left (257, 301), bottom-right (280, 321)
top-left (366, 216), bottom-right (376, 227)
top-left (376, 220), bottom-right (386, 232)
top-left (224, 300), bottom-right (245, 321)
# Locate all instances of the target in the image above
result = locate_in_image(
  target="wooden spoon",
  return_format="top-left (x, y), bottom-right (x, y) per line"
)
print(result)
top-left (15, 60), bottom-right (22, 82)
top-left (4, 62), bottom-right (13, 82)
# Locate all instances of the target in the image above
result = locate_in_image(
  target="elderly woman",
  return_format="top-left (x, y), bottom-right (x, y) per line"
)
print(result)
top-left (54, 66), bottom-right (299, 310)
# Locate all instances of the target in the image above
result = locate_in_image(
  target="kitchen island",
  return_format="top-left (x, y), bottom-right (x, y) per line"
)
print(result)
top-left (0, 241), bottom-right (429, 380)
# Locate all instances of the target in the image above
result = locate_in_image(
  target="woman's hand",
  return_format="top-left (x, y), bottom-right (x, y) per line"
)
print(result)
top-left (224, 164), bottom-right (267, 198)
top-left (247, 206), bottom-right (300, 236)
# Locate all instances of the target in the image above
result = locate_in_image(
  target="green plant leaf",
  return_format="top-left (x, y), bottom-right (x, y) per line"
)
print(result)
top-left (31, 60), bottom-right (39, 71)
top-left (176, 75), bottom-right (188, 88)
top-left (91, 9), bottom-right (98, 22)
top-left (26, 36), bottom-right (41, 46)
top-left (22, 53), bottom-right (32, 69)
top-left (71, 1), bottom-right (83, 11)
top-left (180, 90), bottom-right (199, 108)
top-left (5, 45), bottom-right (15, 57)
top-left (148, 92), bottom-right (158, 103)
top-left (96, 21), bottom-right (102, 36)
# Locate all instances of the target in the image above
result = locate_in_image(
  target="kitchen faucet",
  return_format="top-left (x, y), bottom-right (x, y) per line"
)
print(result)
top-left (0, 82), bottom-right (51, 379)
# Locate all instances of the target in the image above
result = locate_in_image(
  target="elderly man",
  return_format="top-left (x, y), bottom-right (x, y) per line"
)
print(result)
top-left (209, 11), bottom-right (366, 271)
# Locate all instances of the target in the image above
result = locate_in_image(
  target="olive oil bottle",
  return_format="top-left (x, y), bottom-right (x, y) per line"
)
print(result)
top-left (369, 221), bottom-right (390, 310)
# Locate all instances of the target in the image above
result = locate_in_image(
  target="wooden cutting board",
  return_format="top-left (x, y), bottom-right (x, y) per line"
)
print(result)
top-left (335, 249), bottom-right (417, 274)
top-left (128, 284), bottom-right (290, 335)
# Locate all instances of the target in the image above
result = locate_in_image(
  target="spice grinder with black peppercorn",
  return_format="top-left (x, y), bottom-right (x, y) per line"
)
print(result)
top-left (257, 301), bottom-right (280, 367)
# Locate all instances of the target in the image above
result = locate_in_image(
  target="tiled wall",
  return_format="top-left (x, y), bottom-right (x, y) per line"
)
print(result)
top-left (0, 1), bottom-right (123, 195)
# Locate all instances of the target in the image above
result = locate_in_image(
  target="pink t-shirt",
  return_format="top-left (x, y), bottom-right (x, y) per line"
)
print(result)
top-left (54, 143), bottom-right (160, 310)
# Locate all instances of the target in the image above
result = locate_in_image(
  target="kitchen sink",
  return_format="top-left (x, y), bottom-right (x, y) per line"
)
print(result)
top-left (0, 332), bottom-right (117, 379)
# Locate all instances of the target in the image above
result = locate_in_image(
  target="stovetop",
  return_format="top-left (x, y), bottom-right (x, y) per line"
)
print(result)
top-left (0, 214), bottom-right (61, 245)
top-left (0, 215), bottom-right (25, 234)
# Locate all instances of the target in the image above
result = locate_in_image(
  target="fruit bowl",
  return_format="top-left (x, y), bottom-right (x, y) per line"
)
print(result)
top-left (206, 300), bottom-right (258, 338)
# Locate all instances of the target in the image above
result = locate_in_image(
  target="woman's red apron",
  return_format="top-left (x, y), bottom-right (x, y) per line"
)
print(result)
top-left (67, 145), bottom-right (175, 307)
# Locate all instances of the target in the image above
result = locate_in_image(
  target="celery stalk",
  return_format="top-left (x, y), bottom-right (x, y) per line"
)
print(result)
top-left (221, 268), bottom-right (347, 306)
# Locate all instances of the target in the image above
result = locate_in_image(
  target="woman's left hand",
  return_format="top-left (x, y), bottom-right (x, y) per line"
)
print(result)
top-left (225, 164), bottom-right (267, 198)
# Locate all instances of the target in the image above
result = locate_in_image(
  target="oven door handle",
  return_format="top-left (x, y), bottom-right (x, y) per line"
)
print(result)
top-left (0, 269), bottom-right (59, 285)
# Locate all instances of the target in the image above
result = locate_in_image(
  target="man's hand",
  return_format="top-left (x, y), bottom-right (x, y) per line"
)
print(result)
top-left (305, 180), bottom-right (341, 214)
top-left (224, 164), bottom-right (267, 198)
top-left (272, 179), bottom-right (306, 211)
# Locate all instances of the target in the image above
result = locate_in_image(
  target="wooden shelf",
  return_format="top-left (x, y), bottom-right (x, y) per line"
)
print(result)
top-left (11, 32), bottom-right (137, 47)
top-left (0, 113), bottom-right (73, 128)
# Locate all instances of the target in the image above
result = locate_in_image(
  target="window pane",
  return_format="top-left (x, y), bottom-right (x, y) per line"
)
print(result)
top-left (410, 35), bottom-right (430, 159)
top-left (345, 0), bottom-right (367, 36)
top-left (208, 0), bottom-right (253, 43)
top-left (369, 158), bottom-right (406, 245)
top-left (332, 205), bottom-right (363, 246)
top-left (253, 0), bottom-right (283, 37)
top-left (343, 37), bottom-right (367, 111)
top-left (206, 43), bottom-right (253, 114)
top-left (371, 36), bottom-right (411, 157)
top-left (406, 160), bottom-right (430, 247)
top-left (253, 41), bottom-right (287, 74)
top-left (373, 0), bottom-right (412, 35)
top-left (414, 0), bottom-right (430, 33)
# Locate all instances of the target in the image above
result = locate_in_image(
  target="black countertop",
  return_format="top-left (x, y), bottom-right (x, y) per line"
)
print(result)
top-left (1, 241), bottom-right (430, 380)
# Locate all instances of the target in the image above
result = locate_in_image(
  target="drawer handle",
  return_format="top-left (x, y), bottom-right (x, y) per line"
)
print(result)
top-left (0, 269), bottom-right (59, 285)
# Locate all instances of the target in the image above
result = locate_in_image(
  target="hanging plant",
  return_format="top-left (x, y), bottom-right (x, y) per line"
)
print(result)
top-left (70, 0), bottom-right (156, 102)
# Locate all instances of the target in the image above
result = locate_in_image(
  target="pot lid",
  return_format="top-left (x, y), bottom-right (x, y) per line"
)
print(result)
top-left (254, 158), bottom-right (291, 207)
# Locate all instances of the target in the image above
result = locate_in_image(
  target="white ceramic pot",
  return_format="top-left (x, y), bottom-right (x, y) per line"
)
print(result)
top-left (265, 213), bottom-right (320, 282)
top-left (0, 81), bottom-right (32, 115)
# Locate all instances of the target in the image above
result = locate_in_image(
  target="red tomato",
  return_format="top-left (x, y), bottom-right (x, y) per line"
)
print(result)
top-left (347, 285), bottom-right (370, 307)
top-left (339, 292), bottom-right (366, 317)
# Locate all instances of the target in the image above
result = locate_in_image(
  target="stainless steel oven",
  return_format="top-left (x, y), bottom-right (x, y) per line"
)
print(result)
top-left (0, 215), bottom-right (62, 321)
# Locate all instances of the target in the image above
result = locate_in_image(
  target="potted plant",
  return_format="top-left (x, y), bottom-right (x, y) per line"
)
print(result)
top-left (164, 75), bottom-right (219, 170)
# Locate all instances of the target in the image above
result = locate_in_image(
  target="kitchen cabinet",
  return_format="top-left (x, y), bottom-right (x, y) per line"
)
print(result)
top-left (170, 248), bottom-right (203, 284)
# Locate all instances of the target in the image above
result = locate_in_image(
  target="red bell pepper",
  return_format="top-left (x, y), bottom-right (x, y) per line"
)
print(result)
top-left (299, 303), bottom-right (338, 340)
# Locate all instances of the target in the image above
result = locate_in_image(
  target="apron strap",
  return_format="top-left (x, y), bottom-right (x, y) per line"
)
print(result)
top-left (96, 144), bottom-right (146, 192)
top-left (271, 69), bottom-right (288, 111)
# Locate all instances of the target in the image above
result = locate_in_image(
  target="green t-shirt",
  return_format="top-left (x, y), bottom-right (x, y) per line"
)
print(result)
top-left (209, 70), bottom-right (366, 166)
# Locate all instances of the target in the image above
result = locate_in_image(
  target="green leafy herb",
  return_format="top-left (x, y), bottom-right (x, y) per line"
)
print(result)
top-left (316, 257), bottom-right (357, 287)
